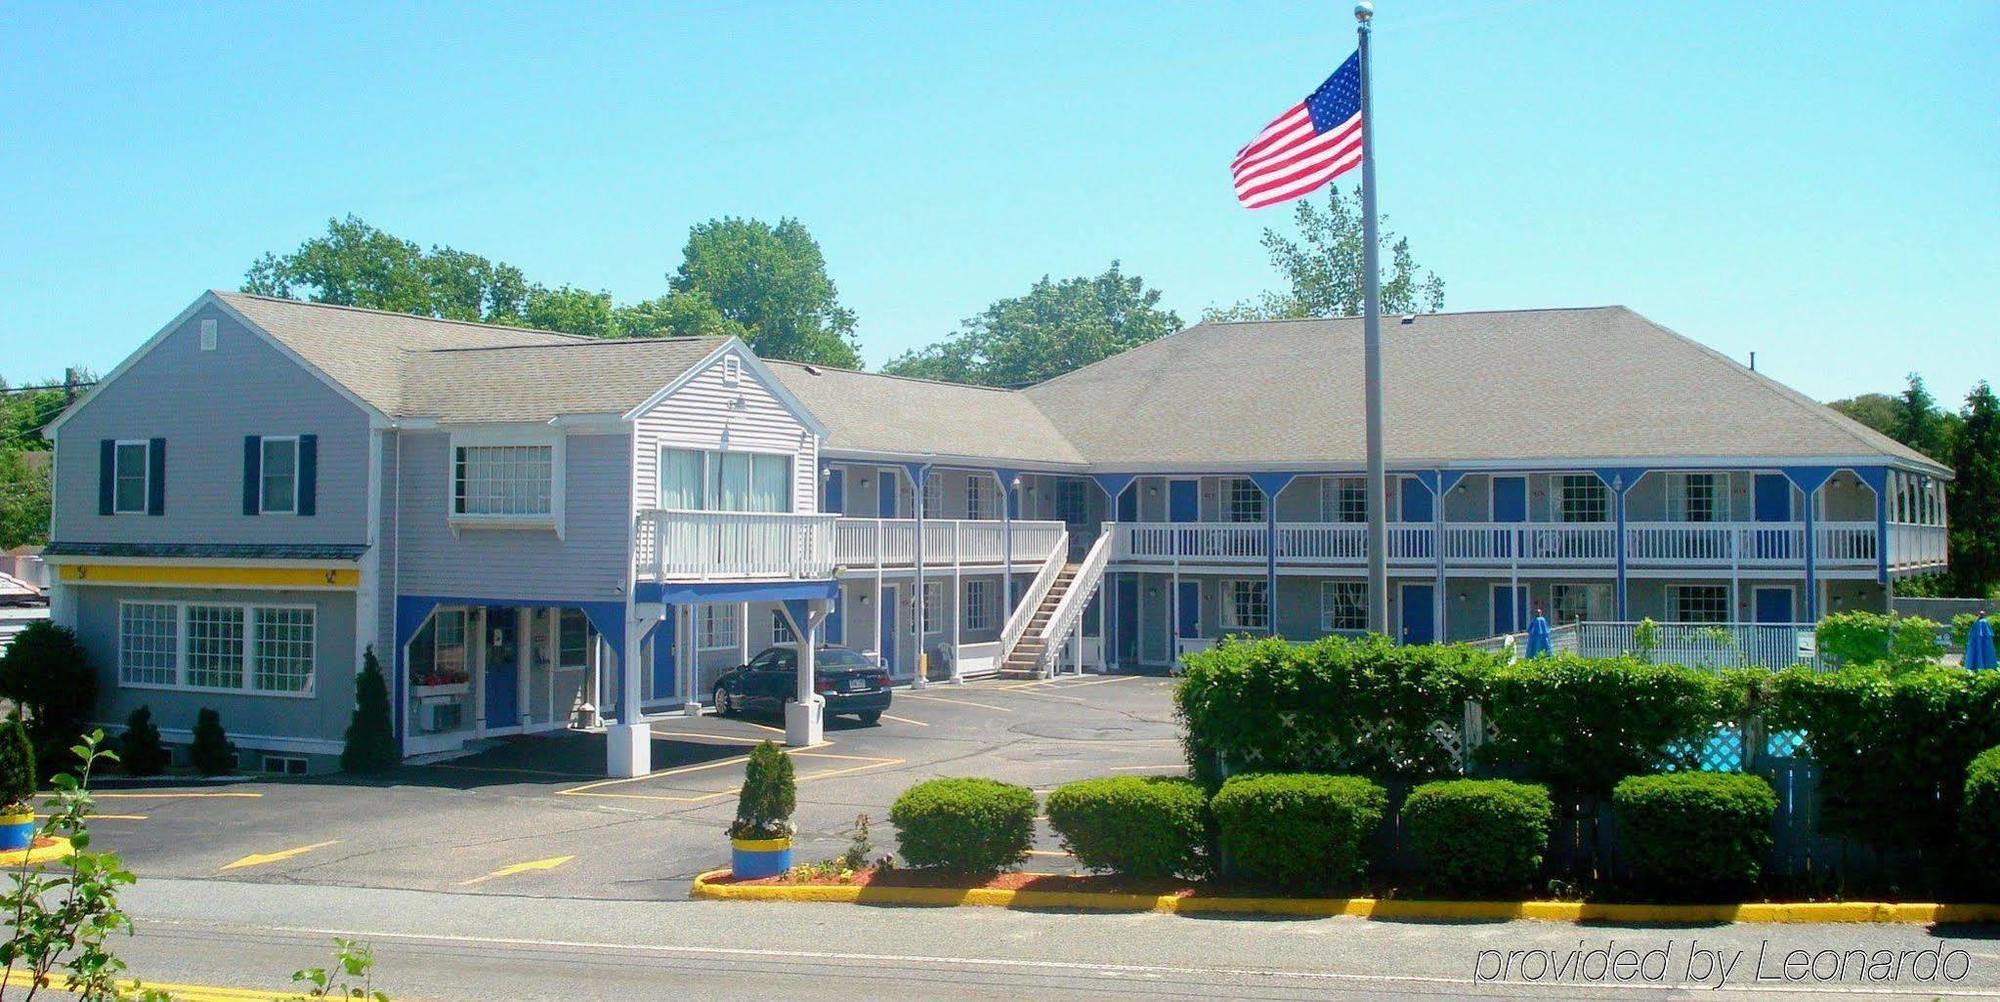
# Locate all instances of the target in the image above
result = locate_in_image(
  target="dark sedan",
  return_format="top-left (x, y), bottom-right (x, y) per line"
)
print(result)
top-left (712, 645), bottom-right (892, 724)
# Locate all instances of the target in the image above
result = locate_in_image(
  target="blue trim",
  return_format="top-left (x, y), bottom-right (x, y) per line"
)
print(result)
top-left (1782, 467), bottom-right (1840, 620)
top-left (1854, 467), bottom-right (1890, 584)
top-left (1091, 473), bottom-right (1138, 502)
top-left (1247, 475), bottom-right (1295, 627)
top-left (394, 596), bottom-right (627, 742)
top-left (637, 579), bottom-right (839, 606)
top-left (1591, 468), bottom-right (1644, 622)
top-left (1246, 472), bottom-right (1297, 498)
top-left (1438, 470), bottom-right (1468, 495)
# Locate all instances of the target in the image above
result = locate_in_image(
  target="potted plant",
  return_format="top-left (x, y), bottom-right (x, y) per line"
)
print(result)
top-left (728, 741), bottom-right (796, 878)
top-left (0, 716), bottom-right (37, 851)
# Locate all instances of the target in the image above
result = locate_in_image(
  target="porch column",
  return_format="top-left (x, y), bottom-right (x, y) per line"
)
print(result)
top-left (950, 526), bottom-right (964, 685)
top-left (782, 599), bottom-right (829, 747)
top-left (906, 462), bottom-right (933, 689)
top-left (514, 608), bottom-right (532, 731)
top-left (1247, 474), bottom-right (1297, 639)
top-left (1783, 467), bottom-right (1838, 623)
top-left (609, 612), bottom-right (650, 777)
top-left (995, 469), bottom-right (1019, 622)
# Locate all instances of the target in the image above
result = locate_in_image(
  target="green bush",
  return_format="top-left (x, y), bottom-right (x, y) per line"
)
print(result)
top-left (1478, 655), bottom-right (1745, 795)
top-left (1209, 773), bottom-right (1385, 890)
top-left (890, 777), bottom-right (1036, 873)
top-left (1765, 666), bottom-right (2000, 849)
top-left (1175, 636), bottom-right (1499, 788)
top-left (1815, 611), bottom-right (1943, 670)
top-left (1962, 747), bottom-right (2000, 881)
top-left (117, 705), bottom-right (170, 777)
top-left (340, 648), bottom-right (399, 774)
top-left (1045, 776), bottom-right (1208, 879)
top-left (1613, 772), bottom-right (1776, 894)
top-left (1951, 613), bottom-right (1982, 652)
top-left (1401, 779), bottom-right (1554, 896)
top-left (730, 741), bottom-right (796, 840)
top-left (0, 620), bottom-right (98, 780)
top-left (0, 716), bottom-right (35, 810)
top-left (189, 708), bottom-right (235, 776)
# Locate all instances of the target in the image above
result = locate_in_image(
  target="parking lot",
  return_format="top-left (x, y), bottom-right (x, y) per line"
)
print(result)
top-left (91, 673), bottom-right (1182, 901)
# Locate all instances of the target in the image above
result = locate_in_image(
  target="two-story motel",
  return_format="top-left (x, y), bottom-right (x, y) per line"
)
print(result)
top-left (42, 293), bottom-right (1949, 775)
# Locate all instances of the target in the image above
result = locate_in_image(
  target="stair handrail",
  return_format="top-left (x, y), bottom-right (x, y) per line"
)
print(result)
top-left (998, 529), bottom-right (1068, 667)
top-left (1033, 528), bottom-right (1114, 678)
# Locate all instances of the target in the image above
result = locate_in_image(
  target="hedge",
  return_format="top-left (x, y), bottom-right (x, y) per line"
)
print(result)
top-left (1962, 747), bottom-right (2000, 882)
top-left (1815, 611), bottom-right (1944, 670)
top-left (889, 777), bottom-right (1037, 873)
top-left (1045, 776), bottom-right (1208, 879)
top-left (1764, 666), bottom-right (2000, 849)
top-left (1613, 772), bottom-right (1776, 894)
top-left (1209, 773), bottom-right (1385, 890)
top-left (1175, 636), bottom-right (1498, 788)
top-left (1401, 779), bottom-right (1553, 897)
top-left (1477, 654), bottom-right (1747, 795)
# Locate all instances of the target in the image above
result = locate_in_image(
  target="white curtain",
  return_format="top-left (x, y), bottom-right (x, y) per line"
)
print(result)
top-left (661, 449), bottom-right (706, 510)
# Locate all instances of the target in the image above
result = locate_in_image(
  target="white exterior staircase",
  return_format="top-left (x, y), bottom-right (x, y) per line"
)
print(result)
top-left (998, 528), bottom-right (1112, 679)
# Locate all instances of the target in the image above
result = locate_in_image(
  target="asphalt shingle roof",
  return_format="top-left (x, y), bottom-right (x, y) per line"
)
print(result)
top-left (766, 362), bottom-right (1088, 466)
top-left (42, 541), bottom-right (370, 561)
top-left (400, 337), bottom-right (727, 422)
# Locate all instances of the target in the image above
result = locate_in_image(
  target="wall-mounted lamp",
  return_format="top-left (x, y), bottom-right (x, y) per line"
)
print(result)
top-left (1010, 475), bottom-right (1023, 492)
top-left (859, 594), bottom-right (871, 608)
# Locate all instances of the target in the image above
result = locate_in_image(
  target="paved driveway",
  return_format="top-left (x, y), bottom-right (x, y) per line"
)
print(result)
top-left (91, 674), bottom-right (1182, 900)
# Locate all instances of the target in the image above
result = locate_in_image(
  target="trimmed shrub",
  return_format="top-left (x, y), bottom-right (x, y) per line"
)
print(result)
top-left (189, 708), bottom-right (236, 776)
top-left (1402, 779), bottom-right (1554, 896)
top-left (1613, 772), bottom-right (1776, 894)
top-left (1766, 666), bottom-right (2000, 849)
top-left (0, 620), bottom-right (98, 780)
top-left (1960, 747), bottom-right (2000, 880)
top-left (1478, 654), bottom-right (1744, 795)
top-left (889, 777), bottom-right (1036, 873)
top-left (1209, 773), bottom-right (1386, 890)
top-left (0, 716), bottom-right (35, 810)
top-left (340, 647), bottom-right (399, 774)
top-left (1175, 635), bottom-right (1499, 789)
top-left (730, 741), bottom-right (796, 840)
top-left (118, 706), bottom-right (170, 777)
top-left (1045, 776), bottom-right (1208, 879)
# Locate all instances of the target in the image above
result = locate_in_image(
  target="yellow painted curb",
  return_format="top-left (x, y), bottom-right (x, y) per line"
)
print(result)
top-left (0, 837), bottom-right (76, 868)
top-left (687, 870), bottom-right (2000, 924)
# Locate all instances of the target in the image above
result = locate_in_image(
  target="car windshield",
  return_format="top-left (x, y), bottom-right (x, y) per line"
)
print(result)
top-left (815, 649), bottom-right (874, 669)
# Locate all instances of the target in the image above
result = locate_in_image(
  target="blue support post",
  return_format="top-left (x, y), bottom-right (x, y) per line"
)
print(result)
top-left (1248, 473), bottom-right (1298, 637)
top-left (1783, 466), bottom-right (1840, 622)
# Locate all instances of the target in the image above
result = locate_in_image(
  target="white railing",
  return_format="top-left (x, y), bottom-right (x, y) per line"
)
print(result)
top-left (637, 509), bottom-right (837, 581)
top-left (1815, 523), bottom-right (1878, 566)
top-left (1625, 521), bottom-right (1874, 567)
top-left (1573, 620), bottom-right (1825, 672)
top-left (1888, 523), bottom-right (1948, 569)
top-left (830, 517), bottom-right (1065, 570)
top-left (1033, 529), bottom-right (1113, 678)
top-left (997, 529), bottom-right (1068, 670)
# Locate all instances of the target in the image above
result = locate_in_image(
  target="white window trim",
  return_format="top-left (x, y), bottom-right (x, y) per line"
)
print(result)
top-left (1320, 580), bottom-right (1366, 632)
top-left (1226, 478), bottom-right (1264, 524)
top-left (1667, 472), bottom-right (1730, 523)
top-left (447, 429), bottom-right (565, 536)
top-left (116, 599), bottom-right (317, 699)
top-left (1221, 578), bottom-right (1269, 631)
top-left (1555, 474), bottom-right (1610, 524)
top-left (771, 608), bottom-right (797, 646)
top-left (112, 438), bottom-right (151, 515)
top-left (257, 435), bottom-right (300, 516)
top-left (964, 580), bottom-right (993, 633)
top-left (1319, 476), bottom-right (1366, 524)
top-left (656, 445), bottom-right (798, 514)
top-left (721, 354), bottom-right (743, 385)
top-left (966, 476), bottom-right (988, 521)
top-left (697, 605), bottom-right (740, 651)
top-left (923, 581), bottom-right (945, 636)
top-left (1668, 584), bottom-right (1730, 624)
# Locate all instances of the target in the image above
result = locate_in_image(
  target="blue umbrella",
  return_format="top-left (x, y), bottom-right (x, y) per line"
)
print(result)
top-left (1525, 612), bottom-right (1553, 659)
top-left (1967, 613), bottom-right (1997, 672)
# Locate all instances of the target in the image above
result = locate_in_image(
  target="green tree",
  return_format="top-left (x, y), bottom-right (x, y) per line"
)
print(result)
top-left (1827, 392), bottom-right (1898, 436)
top-left (882, 262), bottom-right (1181, 387)
top-left (1950, 381), bottom-right (2000, 596)
top-left (667, 217), bottom-right (859, 366)
top-left (0, 620), bottom-right (97, 780)
top-left (1206, 184), bottom-right (1445, 321)
top-left (1891, 373), bottom-right (1955, 462)
top-left (0, 447), bottom-right (50, 549)
top-left (523, 285), bottom-right (618, 339)
top-left (341, 648), bottom-right (399, 774)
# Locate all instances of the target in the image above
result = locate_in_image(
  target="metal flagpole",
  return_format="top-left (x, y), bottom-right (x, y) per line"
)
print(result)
top-left (1356, 1), bottom-right (1390, 639)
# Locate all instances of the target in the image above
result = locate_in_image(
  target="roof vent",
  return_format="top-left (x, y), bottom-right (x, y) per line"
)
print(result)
top-left (1399, 314), bottom-right (1415, 325)
top-left (802, 365), bottom-right (822, 376)
top-left (199, 319), bottom-right (218, 350)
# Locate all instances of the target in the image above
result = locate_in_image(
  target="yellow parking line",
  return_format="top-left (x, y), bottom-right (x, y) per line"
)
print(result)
top-left (1042, 674), bottom-right (1146, 690)
top-left (460, 854), bottom-right (574, 886)
top-left (878, 713), bottom-right (929, 727)
top-left (557, 751), bottom-right (903, 804)
top-left (1025, 849), bottom-right (1072, 857)
top-left (900, 693), bottom-right (1012, 712)
top-left (220, 840), bottom-right (338, 871)
top-left (121, 981), bottom-right (287, 1001)
top-left (645, 730), bottom-right (773, 745)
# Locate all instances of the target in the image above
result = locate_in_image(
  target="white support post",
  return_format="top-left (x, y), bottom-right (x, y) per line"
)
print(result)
top-left (951, 523), bottom-right (964, 684)
top-left (785, 600), bottom-right (829, 747)
top-left (609, 612), bottom-right (650, 777)
top-left (682, 604), bottom-right (702, 716)
top-left (1071, 608), bottom-right (1084, 676)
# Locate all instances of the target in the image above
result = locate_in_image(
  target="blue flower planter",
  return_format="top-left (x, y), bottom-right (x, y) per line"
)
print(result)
top-left (731, 837), bottom-right (793, 879)
top-left (0, 812), bottom-right (35, 852)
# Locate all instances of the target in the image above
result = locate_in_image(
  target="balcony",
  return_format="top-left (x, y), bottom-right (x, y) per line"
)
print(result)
top-left (831, 517), bottom-right (1067, 571)
top-left (1624, 522), bottom-right (1876, 569)
top-left (636, 510), bottom-right (838, 582)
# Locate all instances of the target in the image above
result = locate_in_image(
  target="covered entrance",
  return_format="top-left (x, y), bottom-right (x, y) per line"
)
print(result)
top-left (399, 599), bottom-right (619, 757)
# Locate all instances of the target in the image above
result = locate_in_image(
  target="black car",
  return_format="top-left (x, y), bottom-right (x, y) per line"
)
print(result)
top-left (712, 645), bottom-right (893, 724)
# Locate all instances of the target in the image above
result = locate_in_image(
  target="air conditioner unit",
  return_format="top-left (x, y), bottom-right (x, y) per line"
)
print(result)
top-left (420, 699), bottom-right (462, 734)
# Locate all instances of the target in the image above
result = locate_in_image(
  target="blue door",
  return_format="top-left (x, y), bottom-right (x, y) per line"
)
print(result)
top-left (1490, 585), bottom-right (1528, 635)
top-left (1754, 475), bottom-right (1793, 560)
top-left (654, 609), bottom-right (677, 701)
top-left (878, 586), bottom-right (897, 669)
top-left (1492, 477), bottom-right (1527, 522)
top-left (824, 593), bottom-right (843, 645)
top-left (1400, 585), bottom-right (1435, 644)
top-left (822, 468), bottom-right (844, 514)
top-left (1116, 483), bottom-right (1138, 521)
top-left (1177, 581), bottom-right (1201, 638)
top-left (1400, 478), bottom-right (1434, 523)
top-left (1168, 480), bottom-right (1198, 522)
top-left (483, 607), bottom-right (518, 728)
top-left (877, 469), bottom-right (897, 518)
top-left (1754, 587), bottom-right (1794, 625)
top-left (1116, 576), bottom-right (1140, 663)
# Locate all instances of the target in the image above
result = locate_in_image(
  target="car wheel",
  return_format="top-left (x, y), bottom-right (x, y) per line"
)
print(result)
top-left (713, 686), bottom-right (733, 716)
top-left (859, 710), bottom-right (883, 725)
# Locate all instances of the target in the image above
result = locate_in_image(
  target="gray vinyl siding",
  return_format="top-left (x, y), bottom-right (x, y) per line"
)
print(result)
top-left (392, 431), bottom-right (631, 604)
top-left (53, 302), bottom-right (371, 547)
top-left (632, 347), bottom-right (818, 515)
top-left (72, 584), bottom-right (357, 754)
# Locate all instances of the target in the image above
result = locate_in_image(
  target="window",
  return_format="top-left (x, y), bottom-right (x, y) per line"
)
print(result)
top-left (253, 606), bottom-right (315, 692)
top-left (1671, 585), bottom-right (1730, 624)
top-left (966, 476), bottom-right (989, 520)
top-left (454, 444), bottom-right (553, 517)
top-left (923, 473), bottom-right (944, 517)
top-left (1670, 473), bottom-right (1725, 523)
top-left (771, 609), bottom-right (796, 646)
top-left (1550, 583), bottom-right (1611, 625)
top-left (1320, 477), bottom-right (1367, 523)
top-left (1558, 475), bottom-right (1608, 523)
top-left (199, 318), bottom-right (218, 351)
top-left (559, 610), bottom-right (591, 668)
top-left (697, 605), bottom-right (739, 650)
top-left (964, 580), bottom-right (994, 632)
top-left (118, 603), bottom-right (178, 686)
top-left (721, 354), bottom-right (743, 385)
top-left (260, 437), bottom-right (299, 514)
top-left (185, 605), bottom-right (246, 689)
top-left (1227, 479), bottom-right (1264, 523)
top-left (1320, 581), bottom-right (1367, 632)
top-left (923, 581), bottom-right (944, 635)
top-left (1222, 580), bottom-right (1269, 630)
top-left (659, 448), bottom-right (792, 513)
top-left (113, 441), bottom-right (149, 514)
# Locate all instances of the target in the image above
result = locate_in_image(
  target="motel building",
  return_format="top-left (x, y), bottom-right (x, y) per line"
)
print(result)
top-left (41, 293), bottom-right (1948, 775)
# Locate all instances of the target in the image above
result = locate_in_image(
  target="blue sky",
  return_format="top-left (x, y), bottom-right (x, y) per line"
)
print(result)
top-left (2, 1), bottom-right (1994, 405)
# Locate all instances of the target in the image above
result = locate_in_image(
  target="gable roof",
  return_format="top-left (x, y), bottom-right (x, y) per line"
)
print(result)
top-left (400, 337), bottom-right (728, 422)
top-left (765, 362), bottom-right (1088, 467)
top-left (1020, 307), bottom-right (1945, 473)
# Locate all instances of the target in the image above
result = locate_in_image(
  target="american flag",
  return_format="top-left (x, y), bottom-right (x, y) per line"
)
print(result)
top-left (1232, 51), bottom-right (1364, 209)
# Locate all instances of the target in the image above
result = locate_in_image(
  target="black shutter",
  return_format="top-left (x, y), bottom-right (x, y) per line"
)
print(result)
top-left (297, 434), bottom-right (318, 516)
top-left (243, 436), bottom-right (262, 515)
top-left (146, 438), bottom-right (166, 515)
top-left (98, 439), bottom-right (115, 515)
